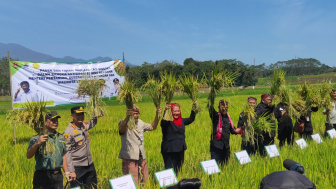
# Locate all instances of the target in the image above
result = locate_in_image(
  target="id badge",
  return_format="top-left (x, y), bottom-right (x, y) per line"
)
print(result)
top-left (306, 116), bottom-right (310, 122)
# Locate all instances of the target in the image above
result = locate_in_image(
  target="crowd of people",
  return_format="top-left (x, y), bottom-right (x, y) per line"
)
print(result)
top-left (26, 89), bottom-right (336, 188)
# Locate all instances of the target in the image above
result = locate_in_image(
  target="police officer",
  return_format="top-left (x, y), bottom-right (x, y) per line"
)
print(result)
top-left (27, 111), bottom-right (70, 189)
top-left (64, 106), bottom-right (98, 189)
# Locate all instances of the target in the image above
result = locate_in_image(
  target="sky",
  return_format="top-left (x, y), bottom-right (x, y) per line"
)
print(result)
top-left (1, 0), bottom-right (335, 66)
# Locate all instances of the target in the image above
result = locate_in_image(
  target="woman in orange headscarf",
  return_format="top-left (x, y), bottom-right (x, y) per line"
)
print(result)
top-left (160, 102), bottom-right (196, 175)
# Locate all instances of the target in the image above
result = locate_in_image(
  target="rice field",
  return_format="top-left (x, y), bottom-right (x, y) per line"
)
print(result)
top-left (1, 89), bottom-right (336, 188)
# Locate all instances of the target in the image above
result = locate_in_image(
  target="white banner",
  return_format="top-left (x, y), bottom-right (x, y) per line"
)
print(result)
top-left (10, 60), bottom-right (125, 108)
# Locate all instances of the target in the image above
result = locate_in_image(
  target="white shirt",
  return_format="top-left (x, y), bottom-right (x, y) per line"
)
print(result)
top-left (323, 101), bottom-right (336, 124)
top-left (14, 89), bottom-right (39, 103)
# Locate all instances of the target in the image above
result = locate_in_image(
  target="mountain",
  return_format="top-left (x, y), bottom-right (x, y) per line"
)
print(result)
top-left (0, 42), bottom-right (125, 64)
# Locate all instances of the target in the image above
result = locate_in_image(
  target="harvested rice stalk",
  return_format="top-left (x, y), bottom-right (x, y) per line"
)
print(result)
top-left (206, 66), bottom-right (238, 109)
top-left (320, 80), bottom-right (333, 123)
top-left (292, 99), bottom-right (306, 120)
top-left (76, 75), bottom-right (107, 118)
top-left (297, 82), bottom-right (319, 109)
top-left (161, 72), bottom-right (179, 121)
top-left (6, 100), bottom-right (55, 154)
top-left (117, 79), bottom-right (142, 129)
top-left (179, 74), bottom-right (200, 113)
top-left (141, 75), bottom-right (163, 118)
top-left (242, 106), bottom-right (275, 145)
top-left (270, 69), bottom-right (286, 98)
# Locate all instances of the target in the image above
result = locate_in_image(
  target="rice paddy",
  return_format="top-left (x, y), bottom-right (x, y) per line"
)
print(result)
top-left (1, 88), bottom-right (336, 188)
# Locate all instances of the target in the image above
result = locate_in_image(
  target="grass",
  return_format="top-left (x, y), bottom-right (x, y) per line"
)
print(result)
top-left (1, 88), bottom-right (336, 188)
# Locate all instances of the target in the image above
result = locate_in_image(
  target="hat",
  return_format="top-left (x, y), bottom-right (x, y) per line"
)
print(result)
top-left (219, 100), bottom-right (228, 107)
top-left (45, 111), bottom-right (61, 120)
top-left (261, 94), bottom-right (270, 99)
top-left (248, 96), bottom-right (257, 101)
top-left (133, 104), bottom-right (140, 114)
top-left (71, 106), bottom-right (86, 114)
top-left (113, 78), bottom-right (119, 83)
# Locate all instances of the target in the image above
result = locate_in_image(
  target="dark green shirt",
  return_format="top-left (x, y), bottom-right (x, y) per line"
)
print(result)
top-left (28, 132), bottom-right (67, 171)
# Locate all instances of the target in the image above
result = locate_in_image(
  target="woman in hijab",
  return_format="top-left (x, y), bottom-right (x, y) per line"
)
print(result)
top-left (160, 102), bottom-right (196, 175)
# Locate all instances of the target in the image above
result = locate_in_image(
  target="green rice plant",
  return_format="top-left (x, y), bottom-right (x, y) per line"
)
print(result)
top-left (160, 72), bottom-right (179, 121)
top-left (76, 75), bottom-right (107, 118)
top-left (141, 74), bottom-right (163, 118)
top-left (297, 82), bottom-right (319, 109)
top-left (179, 74), bottom-right (201, 113)
top-left (270, 69), bottom-right (286, 98)
top-left (117, 79), bottom-right (142, 129)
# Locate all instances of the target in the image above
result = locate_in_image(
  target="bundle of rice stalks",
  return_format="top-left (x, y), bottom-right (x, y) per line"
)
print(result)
top-left (7, 100), bottom-right (54, 154)
top-left (161, 72), bottom-right (180, 121)
top-left (292, 99), bottom-right (306, 119)
top-left (320, 80), bottom-right (333, 123)
top-left (117, 79), bottom-right (142, 129)
top-left (207, 66), bottom-right (238, 108)
top-left (76, 75), bottom-right (107, 118)
top-left (242, 107), bottom-right (274, 145)
top-left (297, 82), bottom-right (319, 108)
top-left (179, 74), bottom-right (200, 113)
top-left (270, 69), bottom-right (286, 98)
top-left (141, 74), bottom-right (163, 117)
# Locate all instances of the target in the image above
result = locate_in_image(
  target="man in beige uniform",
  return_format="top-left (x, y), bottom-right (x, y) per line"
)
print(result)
top-left (63, 106), bottom-right (98, 189)
top-left (119, 104), bottom-right (161, 186)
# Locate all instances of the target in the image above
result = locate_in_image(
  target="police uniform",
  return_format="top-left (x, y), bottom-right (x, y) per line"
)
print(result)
top-left (27, 112), bottom-right (66, 189)
top-left (63, 106), bottom-right (98, 189)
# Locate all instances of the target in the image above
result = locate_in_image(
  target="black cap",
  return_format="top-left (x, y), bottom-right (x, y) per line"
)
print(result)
top-left (45, 111), bottom-right (61, 120)
top-left (71, 106), bottom-right (86, 114)
top-left (113, 78), bottom-right (119, 83)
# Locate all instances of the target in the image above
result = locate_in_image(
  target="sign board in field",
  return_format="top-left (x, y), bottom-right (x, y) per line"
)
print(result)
top-left (311, 133), bottom-right (323, 143)
top-left (109, 174), bottom-right (137, 189)
top-left (154, 169), bottom-right (178, 188)
top-left (327, 129), bottom-right (336, 139)
top-left (235, 150), bottom-right (252, 165)
top-left (200, 159), bottom-right (220, 175)
top-left (265, 144), bottom-right (280, 158)
top-left (295, 138), bottom-right (308, 149)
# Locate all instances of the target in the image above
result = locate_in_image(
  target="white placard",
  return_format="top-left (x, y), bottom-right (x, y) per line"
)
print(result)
top-left (327, 129), bottom-right (336, 139)
top-left (154, 169), bottom-right (178, 188)
top-left (109, 174), bottom-right (137, 189)
top-left (235, 150), bottom-right (252, 164)
top-left (295, 138), bottom-right (308, 149)
top-left (200, 159), bottom-right (220, 175)
top-left (311, 133), bottom-right (323, 143)
top-left (265, 144), bottom-right (280, 158)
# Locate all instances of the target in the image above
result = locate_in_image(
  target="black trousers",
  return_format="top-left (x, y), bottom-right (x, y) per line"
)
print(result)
top-left (162, 151), bottom-right (185, 175)
top-left (278, 126), bottom-right (294, 147)
top-left (241, 142), bottom-right (257, 155)
top-left (257, 136), bottom-right (274, 156)
top-left (70, 163), bottom-right (97, 189)
top-left (210, 145), bottom-right (230, 166)
top-left (33, 169), bottom-right (63, 189)
top-left (300, 130), bottom-right (313, 140)
top-left (325, 123), bottom-right (336, 137)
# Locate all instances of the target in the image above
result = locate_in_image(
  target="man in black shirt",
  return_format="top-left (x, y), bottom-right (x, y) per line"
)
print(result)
top-left (209, 99), bottom-right (242, 165)
top-left (255, 94), bottom-right (276, 156)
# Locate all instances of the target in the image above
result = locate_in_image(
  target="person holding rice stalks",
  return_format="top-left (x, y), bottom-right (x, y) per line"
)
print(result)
top-left (274, 102), bottom-right (294, 147)
top-left (63, 106), bottom-right (98, 189)
top-left (237, 96), bottom-right (257, 155)
top-left (255, 94), bottom-right (276, 156)
top-left (296, 106), bottom-right (318, 139)
top-left (209, 99), bottom-right (242, 165)
top-left (160, 102), bottom-right (196, 175)
top-left (27, 111), bottom-right (70, 189)
top-left (322, 90), bottom-right (336, 137)
top-left (118, 104), bottom-right (161, 186)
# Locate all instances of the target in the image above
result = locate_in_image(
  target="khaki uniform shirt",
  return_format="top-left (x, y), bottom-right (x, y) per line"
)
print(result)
top-left (63, 118), bottom-right (97, 172)
top-left (118, 119), bottom-right (151, 160)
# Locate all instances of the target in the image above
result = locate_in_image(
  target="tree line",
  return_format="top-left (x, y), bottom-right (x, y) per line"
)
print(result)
top-left (0, 57), bottom-right (334, 96)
